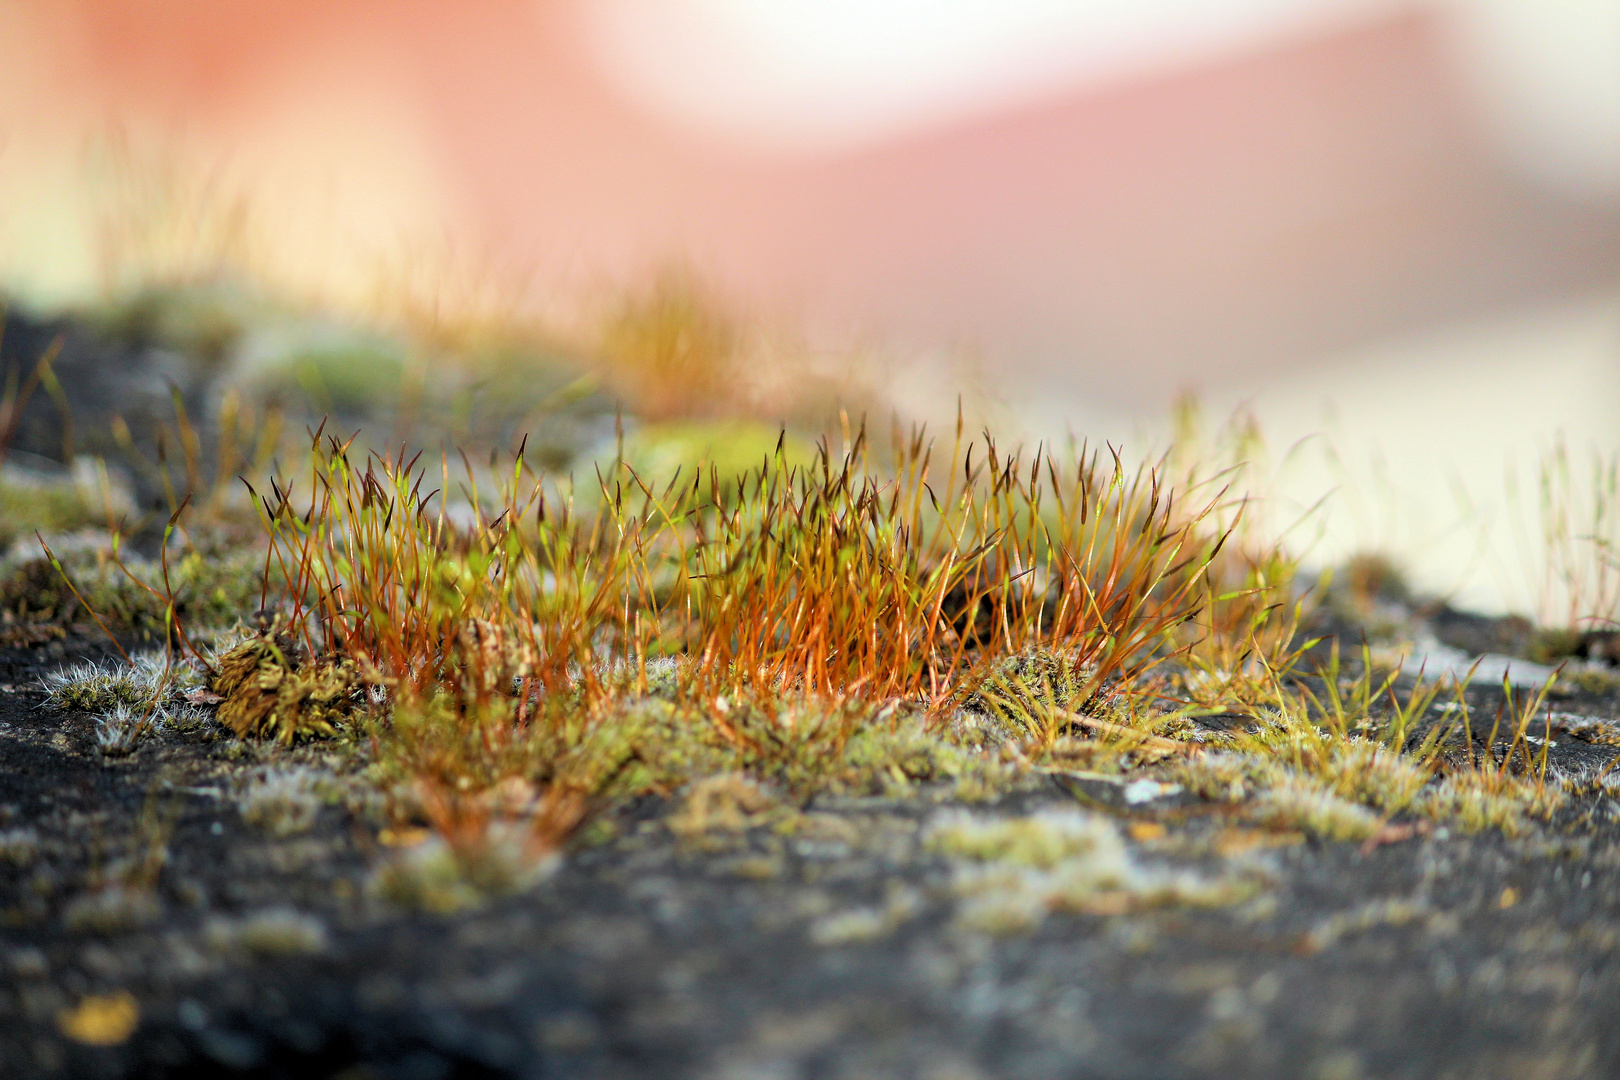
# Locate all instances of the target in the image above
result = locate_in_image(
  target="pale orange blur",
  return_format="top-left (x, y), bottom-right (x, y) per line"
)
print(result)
top-left (2, 1), bottom-right (1616, 418)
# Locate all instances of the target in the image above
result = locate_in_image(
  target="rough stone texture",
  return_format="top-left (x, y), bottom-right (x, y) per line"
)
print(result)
top-left (3, 632), bottom-right (1620, 1078)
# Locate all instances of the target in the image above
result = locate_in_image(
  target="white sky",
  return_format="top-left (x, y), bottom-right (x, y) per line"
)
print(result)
top-left (584, 0), bottom-right (1620, 194)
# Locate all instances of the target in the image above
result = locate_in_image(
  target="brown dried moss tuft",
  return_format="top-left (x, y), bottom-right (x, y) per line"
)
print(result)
top-left (210, 632), bottom-right (365, 744)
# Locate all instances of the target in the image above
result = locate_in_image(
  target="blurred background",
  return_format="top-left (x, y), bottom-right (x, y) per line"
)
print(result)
top-left (0, 0), bottom-right (1617, 615)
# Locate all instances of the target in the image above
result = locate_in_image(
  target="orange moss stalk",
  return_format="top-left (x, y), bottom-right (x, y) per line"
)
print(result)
top-left (240, 416), bottom-right (1234, 729)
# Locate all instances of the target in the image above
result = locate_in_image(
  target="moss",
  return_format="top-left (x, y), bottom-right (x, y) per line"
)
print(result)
top-left (1565, 666), bottom-right (1620, 696)
top-left (1172, 751), bottom-right (1278, 803)
top-left (950, 649), bottom-right (1122, 742)
top-left (1319, 739), bottom-right (1432, 813)
top-left (928, 808), bottom-right (1250, 934)
top-left (1252, 775), bottom-right (1381, 842)
top-left (40, 654), bottom-right (175, 713)
top-left (368, 829), bottom-right (558, 913)
top-left (0, 557), bottom-right (87, 625)
top-left (597, 270), bottom-right (742, 418)
top-left (546, 694), bottom-right (1015, 806)
top-left (94, 703), bottom-right (150, 757)
top-left (609, 419), bottom-right (818, 504)
top-left (203, 908), bottom-right (328, 956)
top-left (61, 887), bottom-right (161, 935)
top-left (1530, 627), bottom-right (1584, 665)
top-left (666, 774), bottom-right (780, 837)
top-left (1174, 749), bottom-right (1402, 841)
top-left (927, 807), bottom-right (1124, 870)
top-left (299, 346), bottom-right (406, 412)
top-left (1414, 773), bottom-right (1563, 837)
top-left (237, 768), bottom-right (324, 836)
top-left (91, 279), bottom-right (258, 367)
top-left (1179, 735), bottom-right (1563, 840)
top-left (1302, 897), bottom-right (1433, 953)
top-left (83, 549), bottom-right (266, 640)
top-left (1338, 552), bottom-right (1410, 606)
top-left (0, 481), bottom-right (98, 550)
top-left (210, 632), bottom-right (365, 744)
top-left (5, 547), bottom-right (266, 642)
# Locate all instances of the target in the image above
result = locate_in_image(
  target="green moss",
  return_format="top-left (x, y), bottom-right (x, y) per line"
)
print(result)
top-left (611, 420), bottom-right (818, 503)
top-left (285, 345), bottom-right (406, 415)
top-left (83, 549), bottom-right (267, 639)
top-left (0, 556), bottom-right (86, 624)
top-left (927, 807), bottom-right (1122, 870)
top-left (928, 807), bottom-right (1253, 934)
top-left (90, 279), bottom-right (259, 367)
top-left (369, 830), bottom-right (556, 914)
top-left (1252, 775), bottom-right (1381, 841)
top-left (371, 688), bottom-right (1020, 833)
top-left (0, 481), bottom-right (99, 550)
top-left (3, 547), bottom-right (266, 641)
top-left (39, 654), bottom-right (176, 713)
top-left (950, 649), bottom-right (1116, 741)
top-left (1414, 774), bottom-right (1563, 837)
top-left (1173, 750), bottom-right (1387, 841)
top-left (1318, 738), bottom-right (1432, 814)
top-left (1565, 666), bottom-right (1620, 696)
top-left (1530, 627), bottom-right (1584, 665)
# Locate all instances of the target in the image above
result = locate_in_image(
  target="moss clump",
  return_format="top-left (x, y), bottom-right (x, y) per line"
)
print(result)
top-left (1337, 551), bottom-right (1410, 607)
top-left (368, 829), bottom-right (558, 914)
top-left (927, 807), bottom-right (1125, 870)
top-left (1315, 738), bottom-right (1433, 814)
top-left (84, 549), bottom-right (266, 640)
top-left (950, 649), bottom-right (1121, 742)
top-left (39, 654), bottom-right (176, 713)
top-left (927, 808), bottom-right (1249, 933)
top-left (1252, 775), bottom-right (1381, 841)
top-left (1172, 752), bottom-right (1386, 842)
top-left (554, 696), bottom-right (1017, 804)
top-left (237, 768), bottom-right (325, 836)
top-left (0, 481), bottom-right (98, 551)
top-left (0, 557), bottom-right (86, 625)
top-left (666, 774), bottom-right (780, 837)
top-left (2, 548), bottom-right (266, 641)
top-left (1414, 773), bottom-right (1563, 837)
top-left (263, 339), bottom-right (406, 417)
top-left (1530, 627), bottom-right (1584, 665)
top-left (210, 633), bottom-right (364, 744)
top-left (203, 908), bottom-right (329, 956)
top-left (1566, 666), bottom-right (1620, 696)
top-left (609, 419), bottom-right (818, 505)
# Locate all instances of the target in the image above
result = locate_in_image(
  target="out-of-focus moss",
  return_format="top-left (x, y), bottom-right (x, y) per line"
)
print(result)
top-left (1530, 627), bottom-right (1584, 665)
top-left (608, 420), bottom-right (818, 503)
top-left (2, 546), bottom-right (267, 641)
top-left (0, 478), bottom-right (100, 550)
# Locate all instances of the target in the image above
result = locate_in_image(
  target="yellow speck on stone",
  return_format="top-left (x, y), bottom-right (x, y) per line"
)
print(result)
top-left (1213, 828), bottom-right (1304, 857)
top-left (1499, 886), bottom-right (1520, 909)
top-left (1128, 821), bottom-right (1166, 842)
top-left (378, 827), bottom-right (431, 848)
top-left (58, 991), bottom-right (139, 1045)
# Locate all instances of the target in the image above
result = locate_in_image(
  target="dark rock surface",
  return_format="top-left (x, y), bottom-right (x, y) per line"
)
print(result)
top-left (4, 633), bottom-right (1620, 1079)
top-left (1, 306), bottom-right (222, 513)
